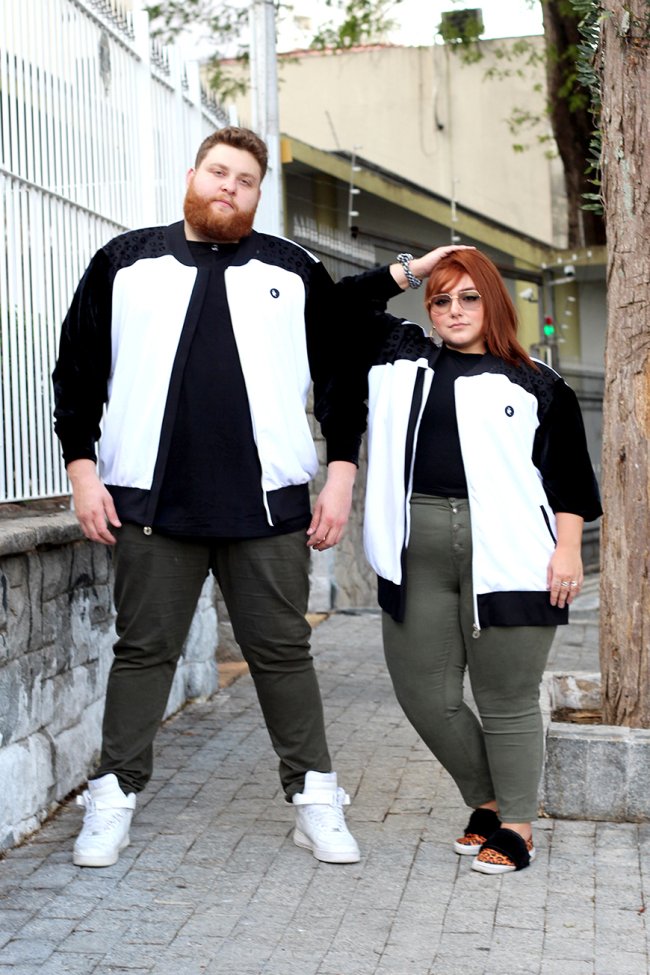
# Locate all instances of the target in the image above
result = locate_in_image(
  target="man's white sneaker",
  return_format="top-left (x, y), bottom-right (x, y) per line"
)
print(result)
top-left (292, 770), bottom-right (360, 864)
top-left (73, 773), bottom-right (136, 867)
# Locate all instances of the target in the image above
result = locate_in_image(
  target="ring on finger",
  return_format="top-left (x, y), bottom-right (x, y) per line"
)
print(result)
top-left (560, 581), bottom-right (570, 588)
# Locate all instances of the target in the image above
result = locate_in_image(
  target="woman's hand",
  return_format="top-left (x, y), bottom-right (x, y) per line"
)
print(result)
top-left (307, 461), bottom-right (357, 550)
top-left (547, 512), bottom-right (585, 608)
top-left (389, 245), bottom-right (476, 290)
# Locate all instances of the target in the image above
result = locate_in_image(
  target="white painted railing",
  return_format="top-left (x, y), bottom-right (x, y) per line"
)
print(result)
top-left (0, 0), bottom-right (228, 502)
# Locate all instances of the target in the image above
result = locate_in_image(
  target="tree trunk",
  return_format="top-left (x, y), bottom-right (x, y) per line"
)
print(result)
top-left (599, 0), bottom-right (650, 726)
top-left (540, 0), bottom-right (606, 247)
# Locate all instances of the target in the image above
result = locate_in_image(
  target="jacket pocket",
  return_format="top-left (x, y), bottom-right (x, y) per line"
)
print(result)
top-left (540, 504), bottom-right (557, 544)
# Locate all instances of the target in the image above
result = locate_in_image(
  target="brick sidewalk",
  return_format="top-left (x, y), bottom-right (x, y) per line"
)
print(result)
top-left (1, 583), bottom-right (649, 975)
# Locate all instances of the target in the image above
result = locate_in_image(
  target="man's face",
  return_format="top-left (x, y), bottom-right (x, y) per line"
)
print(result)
top-left (183, 144), bottom-right (263, 243)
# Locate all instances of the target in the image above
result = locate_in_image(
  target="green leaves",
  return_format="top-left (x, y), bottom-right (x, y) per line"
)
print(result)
top-left (310, 0), bottom-right (403, 51)
top-left (571, 0), bottom-right (604, 216)
top-left (145, 1), bottom-right (406, 96)
top-left (145, 1), bottom-right (249, 52)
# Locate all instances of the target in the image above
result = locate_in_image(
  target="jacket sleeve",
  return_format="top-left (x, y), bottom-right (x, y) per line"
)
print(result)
top-left (303, 260), bottom-right (367, 464)
top-left (52, 248), bottom-right (114, 465)
top-left (335, 264), bottom-right (403, 312)
top-left (532, 379), bottom-right (603, 522)
top-left (305, 262), bottom-right (411, 464)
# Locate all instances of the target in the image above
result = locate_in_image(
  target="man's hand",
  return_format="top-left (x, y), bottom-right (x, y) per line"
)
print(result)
top-left (307, 461), bottom-right (357, 550)
top-left (67, 459), bottom-right (122, 545)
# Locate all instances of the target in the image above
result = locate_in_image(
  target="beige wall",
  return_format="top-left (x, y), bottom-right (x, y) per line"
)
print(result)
top-left (230, 39), bottom-right (565, 246)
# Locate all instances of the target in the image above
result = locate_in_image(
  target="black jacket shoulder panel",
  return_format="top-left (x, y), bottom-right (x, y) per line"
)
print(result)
top-left (103, 225), bottom-right (169, 269)
top-left (474, 355), bottom-right (560, 416)
top-left (373, 317), bottom-right (431, 366)
top-left (249, 233), bottom-right (318, 280)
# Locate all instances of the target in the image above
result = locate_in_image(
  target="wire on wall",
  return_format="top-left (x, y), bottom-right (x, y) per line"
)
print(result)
top-left (348, 146), bottom-right (362, 236)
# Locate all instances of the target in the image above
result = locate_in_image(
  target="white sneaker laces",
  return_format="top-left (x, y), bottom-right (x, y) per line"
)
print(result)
top-left (76, 791), bottom-right (132, 834)
top-left (295, 787), bottom-right (350, 832)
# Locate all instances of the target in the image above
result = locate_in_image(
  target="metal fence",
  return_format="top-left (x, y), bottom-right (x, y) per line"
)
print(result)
top-left (0, 0), bottom-right (227, 502)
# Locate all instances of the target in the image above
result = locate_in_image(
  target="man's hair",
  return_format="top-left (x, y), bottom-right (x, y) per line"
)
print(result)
top-left (194, 127), bottom-right (268, 180)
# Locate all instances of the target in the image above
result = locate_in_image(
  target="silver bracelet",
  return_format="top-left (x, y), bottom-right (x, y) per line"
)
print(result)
top-left (396, 252), bottom-right (422, 289)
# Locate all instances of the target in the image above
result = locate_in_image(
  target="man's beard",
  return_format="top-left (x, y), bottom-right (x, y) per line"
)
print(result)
top-left (183, 182), bottom-right (256, 242)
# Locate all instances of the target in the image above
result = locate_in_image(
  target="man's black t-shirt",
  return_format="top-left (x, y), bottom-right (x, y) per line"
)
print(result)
top-left (153, 241), bottom-right (310, 538)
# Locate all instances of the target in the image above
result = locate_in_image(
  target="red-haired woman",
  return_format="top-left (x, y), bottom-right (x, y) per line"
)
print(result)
top-left (342, 246), bottom-right (601, 873)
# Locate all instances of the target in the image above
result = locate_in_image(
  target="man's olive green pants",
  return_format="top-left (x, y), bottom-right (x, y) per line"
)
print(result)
top-left (97, 525), bottom-right (331, 799)
top-left (382, 495), bottom-right (555, 823)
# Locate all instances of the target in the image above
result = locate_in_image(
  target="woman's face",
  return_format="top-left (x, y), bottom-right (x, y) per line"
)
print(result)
top-left (427, 272), bottom-right (486, 354)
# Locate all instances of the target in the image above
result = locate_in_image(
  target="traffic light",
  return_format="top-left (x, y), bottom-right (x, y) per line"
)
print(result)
top-left (543, 316), bottom-right (556, 339)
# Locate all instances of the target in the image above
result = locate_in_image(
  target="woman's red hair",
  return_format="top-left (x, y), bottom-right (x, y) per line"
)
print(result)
top-left (424, 250), bottom-right (535, 368)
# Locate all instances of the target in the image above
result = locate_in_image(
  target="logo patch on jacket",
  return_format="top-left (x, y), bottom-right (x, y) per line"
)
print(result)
top-left (505, 405), bottom-right (514, 417)
top-left (270, 288), bottom-right (280, 298)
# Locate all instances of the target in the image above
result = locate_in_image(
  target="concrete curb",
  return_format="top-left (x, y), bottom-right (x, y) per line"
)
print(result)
top-left (541, 669), bottom-right (650, 822)
top-left (542, 720), bottom-right (650, 822)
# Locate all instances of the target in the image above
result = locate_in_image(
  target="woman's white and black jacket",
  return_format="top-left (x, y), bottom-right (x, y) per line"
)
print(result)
top-left (350, 277), bottom-right (602, 631)
top-left (53, 222), bottom-right (366, 531)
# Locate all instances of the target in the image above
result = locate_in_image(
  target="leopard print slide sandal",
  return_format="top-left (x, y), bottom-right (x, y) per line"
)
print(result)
top-left (471, 827), bottom-right (535, 874)
top-left (453, 807), bottom-right (501, 856)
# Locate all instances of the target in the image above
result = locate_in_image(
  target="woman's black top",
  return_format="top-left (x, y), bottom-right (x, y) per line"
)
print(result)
top-left (412, 346), bottom-right (485, 498)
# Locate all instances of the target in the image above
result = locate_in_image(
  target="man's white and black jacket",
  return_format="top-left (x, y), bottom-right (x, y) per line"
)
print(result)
top-left (53, 222), bottom-right (365, 533)
top-left (349, 288), bottom-right (602, 632)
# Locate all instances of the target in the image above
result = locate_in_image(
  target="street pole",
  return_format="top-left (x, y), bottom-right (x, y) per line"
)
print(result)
top-left (249, 0), bottom-right (283, 236)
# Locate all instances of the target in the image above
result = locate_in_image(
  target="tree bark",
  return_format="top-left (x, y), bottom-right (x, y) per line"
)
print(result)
top-left (540, 0), bottom-right (606, 247)
top-left (599, 0), bottom-right (650, 726)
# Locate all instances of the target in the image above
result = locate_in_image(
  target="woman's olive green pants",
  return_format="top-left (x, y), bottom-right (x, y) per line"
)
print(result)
top-left (382, 495), bottom-right (555, 822)
top-left (97, 525), bottom-right (331, 799)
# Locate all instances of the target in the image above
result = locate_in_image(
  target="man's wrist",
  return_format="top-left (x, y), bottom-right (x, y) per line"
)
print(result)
top-left (67, 458), bottom-right (98, 483)
top-left (326, 460), bottom-right (358, 483)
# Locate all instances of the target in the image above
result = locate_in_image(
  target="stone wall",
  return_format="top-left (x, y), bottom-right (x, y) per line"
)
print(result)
top-left (0, 511), bottom-right (218, 853)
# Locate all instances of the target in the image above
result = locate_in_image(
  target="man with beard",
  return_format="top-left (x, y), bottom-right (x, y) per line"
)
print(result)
top-left (53, 127), bottom-right (364, 869)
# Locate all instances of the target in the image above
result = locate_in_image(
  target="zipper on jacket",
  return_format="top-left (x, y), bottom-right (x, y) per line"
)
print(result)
top-left (467, 507), bottom-right (481, 638)
top-left (470, 573), bottom-right (481, 638)
top-left (401, 367), bottom-right (428, 559)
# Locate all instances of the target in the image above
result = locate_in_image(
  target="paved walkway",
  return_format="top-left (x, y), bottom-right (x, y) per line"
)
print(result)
top-left (1, 575), bottom-right (649, 975)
